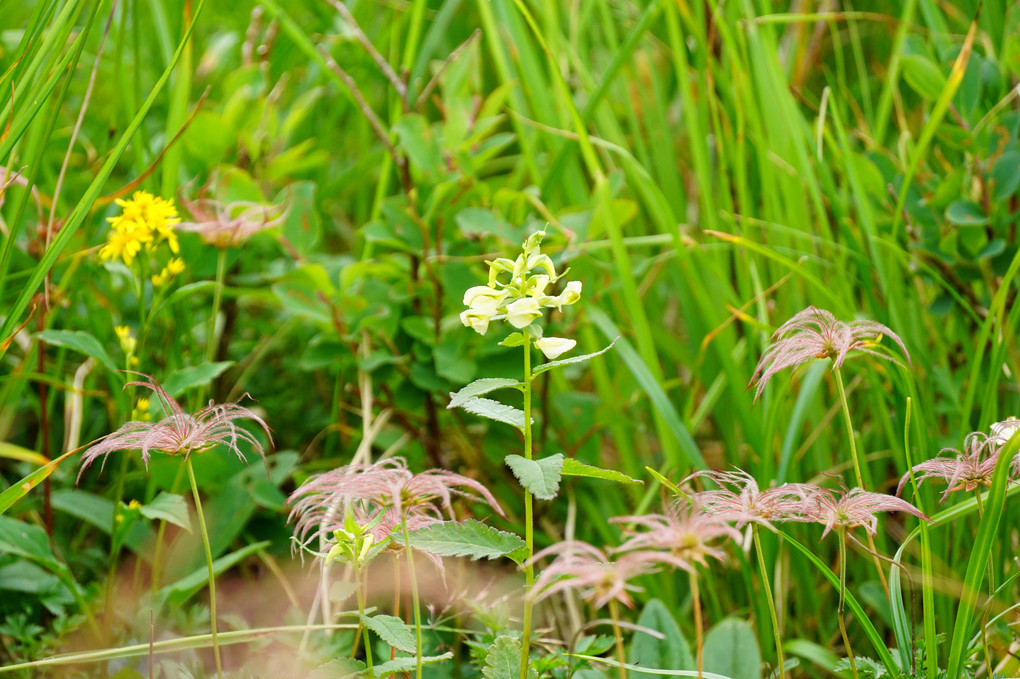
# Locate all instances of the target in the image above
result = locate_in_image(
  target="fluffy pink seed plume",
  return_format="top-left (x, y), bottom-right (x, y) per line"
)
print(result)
top-left (176, 194), bottom-right (287, 248)
top-left (808, 487), bottom-right (930, 538)
top-left (528, 540), bottom-right (653, 609)
top-left (749, 306), bottom-right (910, 402)
top-left (76, 373), bottom-right (272, 482)
top-left (611, 504), bottom-right (742, 573)
top-left (287, 458), bottom-right (505, 551)
top-left (897, 432), bottom-right (1011, 501)
top-left (683, 468), bottom-right (823, 529)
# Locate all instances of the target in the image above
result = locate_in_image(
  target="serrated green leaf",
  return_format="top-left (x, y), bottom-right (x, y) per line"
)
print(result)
top-left (370, 653), bottom-right (453, 677)
top-left (562, 458), bottom-right (642, 485)
top-left (360, 614), bottom-right (416, 654)
top-left (505, 454), bottom-right (564, 500)
top-left (161, 362), bottom-right (234, 398)
top-left (459, 396), bottom-right (527, 431)
top-left (483, 636), bottom-right (527, 679)
top-left (448, 378), bottom-right (521, 409)
top-left (311, 658), bottom-right (366, 679)
top-left (532, 338), bottom-right (618, 377)
top-left (406, 520), bottom-right (526, 563)
top-left (35, 330), bottom-right (119, 373)
top-left (139, 492), bottom-right (192, 533)
top-left (703, 618), bottom-right (760, 679)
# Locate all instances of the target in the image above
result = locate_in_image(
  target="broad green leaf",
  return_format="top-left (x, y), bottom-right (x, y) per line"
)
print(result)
top-left (35, 330), bottom-right (118, 373)
top-left (0, 516), bottom-right (60, 571)
top-left (703, 618), bottom-right (761, 679)
top-left (394, 114), bottom-right (443, 176)
top-left (139, 492), bottom-right (192, 533)
top-left (532, 338), bottom-right (618, 377)
top-left (369, 653), bottom-right (453, 677)
top-left (562, 458), bottom-right (642, 485)
top-left (483, 636), bottom-right (532, 679)
top-left (901, 54), bottom-right (946, 100)
top-left (945, 200), bottom-right (989, 226)
top-left (360, 614), bottom-right (416, 654)
top-left (448, 378), bottom-right (521, 409)
top-left (629, 599), bottom-right (694, 675)
top-left (505, 454), bottom-right (564, 500)
top-left (456, 208), bottom-right (517, 242)
top-left (161, 362), bottom-right (234, 398)
top-left (992, 150), bottom-right (1020, 201)
top-left (459, 396), bottom-right (527, 431)
top-left (406, 520), bottom-right (526, 563)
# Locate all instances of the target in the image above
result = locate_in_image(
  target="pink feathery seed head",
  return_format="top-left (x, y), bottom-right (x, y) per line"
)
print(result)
top-left (748, 306), bottom-right (910, 403)
top-left (809, 487), bottom-right (931, 538)
top-left (683, 468), bottom-right (825, 529)
top-left (611, 503), bottom-right (742, 571)
top-left (286, 458), bottom-right (505, 551)
top-left (528, 540), bottom-right (653, 609)
top-left (76, 372), bottom-right (273, 483)
top-left (897, 432), bottom-right (1006, 501)
top-left (176, 189), bottom-right (288, 249)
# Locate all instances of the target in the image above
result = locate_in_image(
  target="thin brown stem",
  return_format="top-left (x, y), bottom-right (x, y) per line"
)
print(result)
top-left (325, 0), bottom-right (407, 103)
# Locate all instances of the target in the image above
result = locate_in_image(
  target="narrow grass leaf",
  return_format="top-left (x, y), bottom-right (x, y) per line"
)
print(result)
top-left (158, 541), bottom-right (269, 608)
top-left (946, 432), bottom-right (1020, 679)
top-left (781, 533), bottom-right (898, 674)
top-left (561, 458), bottom-right (642, 485)
top-left (0, 448), bottom-right (77, 515)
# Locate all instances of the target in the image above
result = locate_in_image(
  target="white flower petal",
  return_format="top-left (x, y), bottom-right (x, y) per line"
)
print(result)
top-left (535, 337), bottom-right (576, 359)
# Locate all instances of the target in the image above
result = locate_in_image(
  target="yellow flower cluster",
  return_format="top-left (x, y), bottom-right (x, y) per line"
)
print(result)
top-left (151, 257), bottom-right (186, 287)
top-left (99, 191), bottom-right (181, 266)
top-left (115, 325), bottom-right (140, 367)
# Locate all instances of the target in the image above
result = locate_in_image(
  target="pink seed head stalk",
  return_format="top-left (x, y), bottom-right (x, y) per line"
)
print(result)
top-left (287, 457), bottom-right (505, 551)
top-left (77, 373), bottom-right (272, 481)
top-left (611, 503), bottom-right (742, 573)
top-left (807, 486), bottom-right (930, 538)
top-left (899, 431), bottom-right (1017, 500)
top-left (684, 468), bottom-right (824, 530)
top-left (176, 192), bottom-right (287, 249)
top-left (528, 541), bottom-right (654, 609)
top-left (749, 306), bottom-right (910, 402)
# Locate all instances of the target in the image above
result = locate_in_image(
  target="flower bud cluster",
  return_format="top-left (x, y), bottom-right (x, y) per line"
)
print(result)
top-left (460, 232), bottom-right (581, 359)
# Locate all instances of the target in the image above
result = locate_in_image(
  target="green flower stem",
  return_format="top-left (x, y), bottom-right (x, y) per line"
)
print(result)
top-left (837, 529), bottom-right (859, 679)
top-left (752, 525), bottom-right (785, 678)
top-left (691, 570), bottom-right (703, 679)
top-left (351, 557), bottom-right (374, 669)
top-left (833, 367), bottom-right (889, 595)
top-left (206, 247), bottom-right (227, 365)
top-left (186, 457), bottom-right (223, 679)
top-left (401, 514), bottom-right (423, 679)
top-left (973, 490), bottom-right (994, 675)
top-left (833, 368), bottom-right (864, 488)
top-left (520, 328), bottom-right (535, 679)
top-left (608, 598), bottom-right (628, 679)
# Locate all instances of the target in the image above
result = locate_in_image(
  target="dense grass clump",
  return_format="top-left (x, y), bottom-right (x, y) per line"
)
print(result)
top-left (2, 1), bottom-right (1020, 677)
